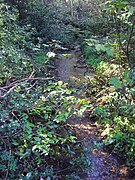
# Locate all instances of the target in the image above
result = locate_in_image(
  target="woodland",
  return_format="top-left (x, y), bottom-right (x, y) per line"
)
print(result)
top-left (0, 0), bottom-right (135, 179)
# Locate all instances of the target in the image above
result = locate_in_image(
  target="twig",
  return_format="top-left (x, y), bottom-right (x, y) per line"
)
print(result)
top-left (29, 70), bottom-right (35, 79)
top-left (0, 77), bottom-right (54, 90)
top-left (126, 22), bottom-right (135, 64)
top-left (1, 84), bottom-right (18, 98)
top-left (54, 165), bottom-right (78, 173)
top-left (11, 111), bottom-right (21, 123)
top-left (24, 81), bottom-right (37, 91)
top-left (0, 77), bottom-right (54, 98)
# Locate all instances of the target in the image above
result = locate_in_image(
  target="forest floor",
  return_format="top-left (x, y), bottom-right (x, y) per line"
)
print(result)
top-left (54, 48), bottom-right (132, 180)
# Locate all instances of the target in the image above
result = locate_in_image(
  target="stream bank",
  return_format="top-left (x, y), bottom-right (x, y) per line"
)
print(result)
top-left (54, 48), bottom-right (133, 180)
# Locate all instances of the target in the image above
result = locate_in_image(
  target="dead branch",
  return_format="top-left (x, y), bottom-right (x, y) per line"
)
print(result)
top-left (0, 77), bottom-right (54, 98)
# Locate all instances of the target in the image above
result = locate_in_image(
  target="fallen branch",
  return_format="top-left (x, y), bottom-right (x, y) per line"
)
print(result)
top-left (0, 77), bottom-right (54, 90)
top-left (0, 77), bottom-right (54, 98)
top-left (1, 84), bottom-right (18, 98)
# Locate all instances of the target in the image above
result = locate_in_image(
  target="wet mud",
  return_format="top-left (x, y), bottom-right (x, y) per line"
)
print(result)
top-left (55, 49), bottom-right (133, 180)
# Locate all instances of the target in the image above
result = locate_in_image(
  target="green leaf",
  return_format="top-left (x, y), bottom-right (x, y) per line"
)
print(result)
top-left (95, 44), bottom-right (105, 52)
top-left (26, 121), bottom-right (34, 129)
top-left (13, 140), bottom-right (19, 146)
top-left (34, 137), bottom-right (41, 142)
top-left (0, 164), bottom-right (7, 170)
top-left (44, 114), bottom-right (49, 119)
top-left (9, 157), bottom-right (17, 171)
top-left (109, 77), bottom-right (122, 88)
top-left (106, 48), bottom-right (114, 56)
top-left (26, 172), bottom-right (32, 178)
top-left (65, 90), bottom-right (72, 95)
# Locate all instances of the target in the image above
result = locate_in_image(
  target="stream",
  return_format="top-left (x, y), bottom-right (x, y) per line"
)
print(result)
top-left (54, 48), bottom-right (132, 180)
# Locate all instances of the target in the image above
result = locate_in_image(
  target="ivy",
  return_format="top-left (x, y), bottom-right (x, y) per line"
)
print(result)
top-left (0, 2), bottom-right (91, 179)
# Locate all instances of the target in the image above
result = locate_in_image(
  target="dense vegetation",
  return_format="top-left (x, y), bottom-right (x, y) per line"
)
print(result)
top-left (0, 0), bottom-right (135, 179)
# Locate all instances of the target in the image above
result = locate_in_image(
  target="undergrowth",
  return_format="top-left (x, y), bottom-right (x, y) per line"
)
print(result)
top-left (1, 0), bottom-right (135, 178)
top-left (0, 3), bottom-right (91, 179)
top-left (0, 81), bottom-right (91, 179)
top-left (83, 36), bottom-right (135, 170)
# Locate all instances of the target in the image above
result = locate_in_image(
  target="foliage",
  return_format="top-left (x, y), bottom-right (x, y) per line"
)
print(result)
top-left (1, 0), bottom-right (135, 178)
top-left (4, 0), bottom-right (108, 46)
top-left (94, 81), bottom-right (135, 166)
top-left (0, 2), bottom-right (91, 179)
top-left (0, 2), bottom-right (36, 85)
top-left (83, 6), bottom-right (135, 167)
top-left (83, 37), bottom-right (120, 80)
top-left (0, 80), bottom-right (90, 179)
top-left (102, 0), bottom-right (135, 67)
top-left (84, 37), bottom-right (135, 168)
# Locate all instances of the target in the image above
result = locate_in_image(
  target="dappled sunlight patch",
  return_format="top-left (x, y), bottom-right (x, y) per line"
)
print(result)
top-left (46, 51), bottom-right (56, 58)
top-left (1, 0), bottom-right (134, 178)
top-left (96, 61), bottom-right (121, 78)
top-left (62, 53), bottom-right (72, 57)
top-left (28, 81), bottom-right (92, 173)
top-left (69, 123), bottom-right (95, 133)
top-left (0, 75), bottom-right (91, 178)
top-left (83, 32), bottom-right (135, 174)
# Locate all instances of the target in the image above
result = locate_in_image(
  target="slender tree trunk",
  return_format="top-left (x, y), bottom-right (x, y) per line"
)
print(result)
top-left (69, 0), bottom-right (74, 16)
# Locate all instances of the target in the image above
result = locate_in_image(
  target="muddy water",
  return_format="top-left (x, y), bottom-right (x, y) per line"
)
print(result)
top-left (55, 50), bottom-right (132, 180)
top-left (55, 50), bottom-right (88, 83)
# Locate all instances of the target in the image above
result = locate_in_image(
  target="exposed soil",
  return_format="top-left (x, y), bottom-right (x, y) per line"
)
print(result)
top-left (55, 48), bottom-right (133, 180)
top-left (55, 50), bottom-right (86, 82)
